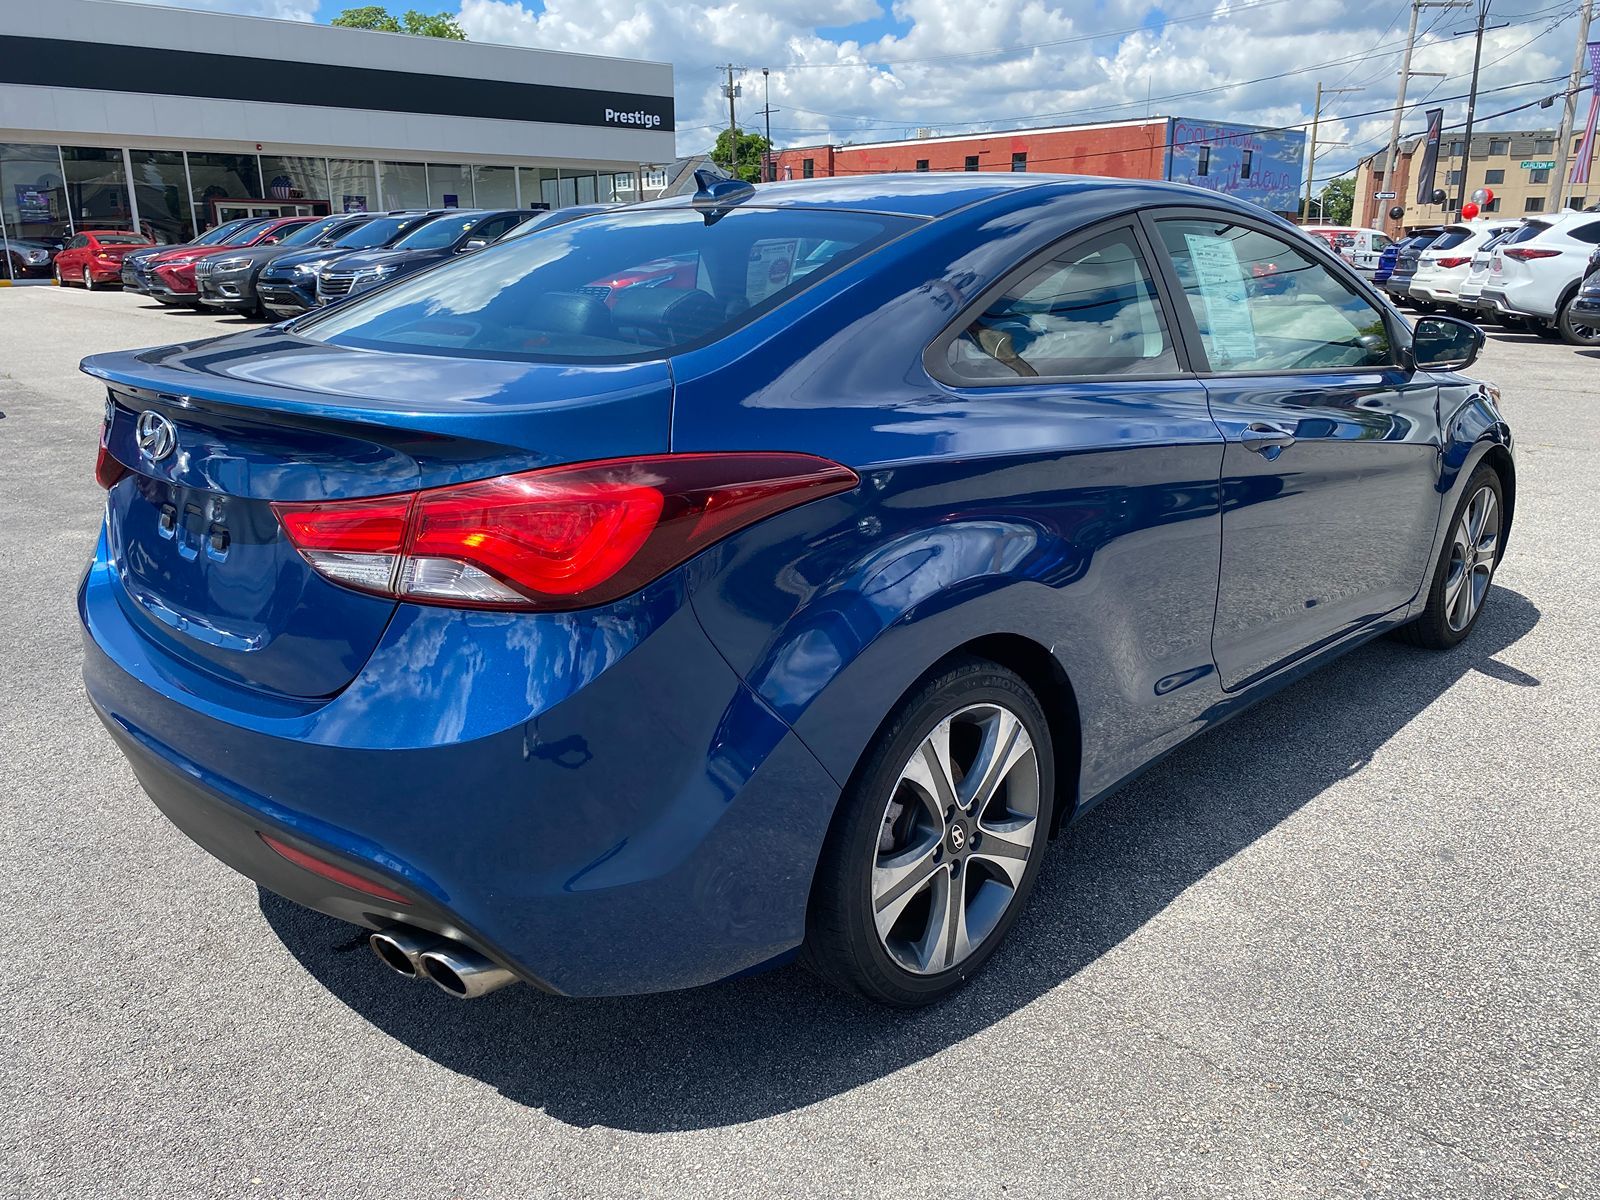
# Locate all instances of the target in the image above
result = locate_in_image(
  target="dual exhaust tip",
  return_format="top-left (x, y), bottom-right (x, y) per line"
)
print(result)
top-left (369, 927), bottom-right (517, 999)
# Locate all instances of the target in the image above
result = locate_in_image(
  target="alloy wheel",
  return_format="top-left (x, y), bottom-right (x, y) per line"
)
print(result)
top-left (871, 702), bottom-right (1041, 975)
top-left (1444, 485), bottom-right (1500, 632)
top-left (83, 266), bottom-right (94, 291)
top-left (1560, 300), bottom-right (1600, 346)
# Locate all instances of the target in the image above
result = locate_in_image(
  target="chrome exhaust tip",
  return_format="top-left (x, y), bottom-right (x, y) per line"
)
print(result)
top-left (416, 943), bottom-right (518, 1000)
top-left (368, 927), bottom-right (446, 978)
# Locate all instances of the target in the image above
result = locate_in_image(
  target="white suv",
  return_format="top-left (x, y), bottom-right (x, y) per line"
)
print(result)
top-left (1410, 220), bottom-right (1519, 313)
top-left (1480, 209), bottom-right (1600, 344)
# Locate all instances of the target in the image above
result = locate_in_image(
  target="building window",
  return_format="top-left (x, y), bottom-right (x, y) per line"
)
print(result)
top-left (1011, 152), bottom-right (1027, 172)
top-left (128, 149), bottom-right (194, 242)
top-left (1241, 149), bottom-right (1253, 180)
top-left (472, 165), bottom-right (517, 207)
top-left (1524, 197), bottom-right (1545, 212)
top-left (1197, 146), bottom-right (1211, 177)
top-left (964, 155), bottom-right (980, 172)
top-left (802, 158), bottom-right (814, 179)
top-left (377, 161), bottom-right (427, 210)
top-left (427, 163), bottom-right (474, 208)
top-left (1447, 169), bottom-right (1463, 185)
top-left (61, 146), bottom-right (134, 234)
top-left (915, 159), bottom-right (929, 172)
top-left (1535, 138), bottom-right (1554, 153)
top-left (1488, 139), bottom-right (1509, 156)
top-left (1571, 197), bottom-right (1587, 209)
top-left (0, 142), bottom-right (71, 249)
top-left (1447, 140), bottom-right (1464, 157)
top-left (1484, 198), bottom-right (1500, 213)
top-left (1530, 168), bottom-right (1550, 185)
top-left (328, 159), bottom-right (377, 214)
top-left (1484, 168), bottom-right (1504, 185)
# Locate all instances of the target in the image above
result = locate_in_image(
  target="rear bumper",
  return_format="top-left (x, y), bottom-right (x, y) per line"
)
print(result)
top-left (1480, 283), bottom-right (1556, 321)
top-left (1385, 278), bottom-right (1413, 299)
top-left (79, 528), bottom-right (839, 996)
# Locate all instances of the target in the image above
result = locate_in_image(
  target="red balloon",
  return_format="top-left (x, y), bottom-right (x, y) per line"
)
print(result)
top-left (1482, 188), bottom-right (1494, 204)
top-left (1462, 201), bottom-right (1480, 219)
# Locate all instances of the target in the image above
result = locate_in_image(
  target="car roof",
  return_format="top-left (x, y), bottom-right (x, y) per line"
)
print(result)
top-left (646, 174), bottom-right (1288, 220)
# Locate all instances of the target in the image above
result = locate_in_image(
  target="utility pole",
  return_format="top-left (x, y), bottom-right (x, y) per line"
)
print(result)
top-left (1453, 0), bottom-right (1507, 215)
top-left (1546, 0), bottom-right (1595, 212)
top-left (718, 64), bottom-right (744, 176)
top-left (1304, 82), bottom-right (1364, 221)
top-left (1380, 1), bottom-right (1464, 231)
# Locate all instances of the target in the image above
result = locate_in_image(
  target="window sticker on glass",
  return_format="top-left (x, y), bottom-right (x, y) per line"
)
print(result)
top-left (747, 239), bottom-right (799, 304)
top-left (1182, 232), bottom-right (1258, 365)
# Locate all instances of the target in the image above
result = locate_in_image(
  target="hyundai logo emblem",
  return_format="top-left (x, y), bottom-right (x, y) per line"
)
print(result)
top-left (135, 410), bottom-right (177, 462)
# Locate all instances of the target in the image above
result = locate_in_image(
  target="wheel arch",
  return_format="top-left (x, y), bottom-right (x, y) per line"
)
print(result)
top-left (1478, 441), bottom-right (1516, 557)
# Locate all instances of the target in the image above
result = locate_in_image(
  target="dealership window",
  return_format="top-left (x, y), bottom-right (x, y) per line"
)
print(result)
top-left (1011, 152), bottom-right (1027, 172)
top-left (1524, 197), bottom-right (1544, 212)
top-left (556, 174), bottom-right (578, 206)
top-left (473, 165), bottom-right (517, 208)
top-left (802, 158), bottom-right (815, 178)
top-left (126, 149), bottom-right (193, 243)
top-left (1488, 139), bottom-right (1509, 156)
top-left (915, 159), bottom-right (929, 172)
top-left (428, 163), bottom-right (474, 208)
top-left (0, 142), bottom-right (71, 244)
top-left (327, 159), bottom-right (377, 214)
top-left (597, 174), bottom-right (618, 202)
top-left (60, 147), bottom-right (133, 233)
top-left (1529, 168), bottom-right (1550, 184)
top-left (185, 153), bottom-right (262, 230)
top-left (964, 155), bottom-right (980, 172)
top-left (260, 156), bottom-right (328, 208)
top-left (1484, 168), bottom-right (1504, 185)
top-left (947, 227), bottom-right (1177, 380)
top-left (525, 167), bottom-right (559, 208)
top-left (1196, 146), bottom-right (1210, 177)
top-left (1241, 149), bottom-right (1253, 180)
top-left (378, 161), bottom-right (428, 210)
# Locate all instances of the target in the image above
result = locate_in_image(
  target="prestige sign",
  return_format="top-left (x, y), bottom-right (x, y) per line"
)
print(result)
top-left (606, 108), bottom-right (664, 128)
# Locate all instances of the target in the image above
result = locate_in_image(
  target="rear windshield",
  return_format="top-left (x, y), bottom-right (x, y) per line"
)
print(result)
top-left (1503, 222), bottom-right (1548, 246)
top-left (1431, 228), bottom-right (1472, 251)
top-left (296, 206), bottom-right (917, 362)
top-left (95, 234), bottom-right (149, 245)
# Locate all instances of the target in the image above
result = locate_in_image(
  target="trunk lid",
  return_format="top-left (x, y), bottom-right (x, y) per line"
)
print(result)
top-left (87, 327), bottom-right (673, 700)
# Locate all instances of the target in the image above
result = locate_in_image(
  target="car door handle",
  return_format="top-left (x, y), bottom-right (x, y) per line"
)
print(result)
top-left (1240, 422), bottom-right (1296, 453)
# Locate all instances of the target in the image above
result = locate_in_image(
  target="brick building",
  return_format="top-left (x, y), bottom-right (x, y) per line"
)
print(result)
top-left (1353, 128), bottom-right (1599, 236)
top-left (770, 116), bottom-right (1307, 214)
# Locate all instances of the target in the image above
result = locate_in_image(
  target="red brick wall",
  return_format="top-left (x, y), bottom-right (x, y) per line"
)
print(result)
top-left (771, 122), bottom-right (1169, 182)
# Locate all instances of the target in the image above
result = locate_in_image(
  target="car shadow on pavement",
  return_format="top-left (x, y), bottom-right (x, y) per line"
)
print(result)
top-left (260, 585), bottom-right (1540, 1132)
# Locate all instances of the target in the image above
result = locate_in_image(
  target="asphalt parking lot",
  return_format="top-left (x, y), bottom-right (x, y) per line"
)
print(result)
top-left (2, 285), bottom-right (1597, 1199)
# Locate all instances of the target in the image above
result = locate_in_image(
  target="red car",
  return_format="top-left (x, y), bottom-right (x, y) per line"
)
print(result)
top-left (52, 231), bottom-right (154, 289)
top-left (144, 216), bottom-right (315, 307)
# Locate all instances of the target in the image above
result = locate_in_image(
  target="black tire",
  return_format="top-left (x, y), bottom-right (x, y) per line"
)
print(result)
top-left (1531, 321), bottom-right (1561, 340)
top-left (1556, 293), bottom-right (1600, 347)
top-left (1395, 463), bottom-right (1504, 650)
top-left (802, 656), bottom-right (1056, 1007)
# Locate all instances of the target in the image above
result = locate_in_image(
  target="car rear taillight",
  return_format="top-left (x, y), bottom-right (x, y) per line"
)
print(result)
top-left (1502, 248), bottom-right (1560, 261)
top-left (94, 444), bottom-right (128, 489)
top-left (272, 453), bottom-right (859, 611)
top-left (1436, 257), bottom-right (1471, 269)
top-left (258, 832), bottom-right (411, 904)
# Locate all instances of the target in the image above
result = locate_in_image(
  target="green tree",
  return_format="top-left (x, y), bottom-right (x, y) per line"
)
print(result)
top-left (330, 6), bottom-right (466, 38)
top-left (1319, 176), bottom-right (1356, 225)
top-left (710, 127), bottom-right (774, 183)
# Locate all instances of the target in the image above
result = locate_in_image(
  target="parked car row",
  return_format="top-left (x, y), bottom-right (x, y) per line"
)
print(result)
top-left (1381, 211), bottom-right (1600, 346)
top-left (43, 206), bottom-right (611, 318)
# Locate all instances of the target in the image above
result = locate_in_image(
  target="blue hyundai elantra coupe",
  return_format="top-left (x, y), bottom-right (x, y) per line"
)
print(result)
top-left (80, 174), bottom-right (1513, 1006)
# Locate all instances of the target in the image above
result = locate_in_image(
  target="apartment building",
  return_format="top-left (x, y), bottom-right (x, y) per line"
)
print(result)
top-left (1353, 128), bottom-right (1598, 235)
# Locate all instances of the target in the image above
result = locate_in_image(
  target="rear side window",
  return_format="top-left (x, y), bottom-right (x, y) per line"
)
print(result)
top-left (1156, 219), bottom-right (1391, 373)
top-left (298, 207), bottom-right (916, 361)
top-left (944, 227), bottom-right (1177, 380)
top-left (1569, 221), bottom-right (1600, 245)
top-left (1431, 228), bottom-right (1472, 251)
top-left (1503, 222), bottom-right (1548, 246)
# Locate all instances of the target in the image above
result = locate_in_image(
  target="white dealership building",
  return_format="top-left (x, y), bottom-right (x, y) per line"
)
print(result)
top-left (0, 0), bottom-right (675, 269)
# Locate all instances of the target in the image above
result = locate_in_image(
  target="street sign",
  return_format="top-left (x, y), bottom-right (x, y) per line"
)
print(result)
top-left (1520, 160), bottom-right (1555, 170)
top-left (1374, 191), bottom-right (1397, 199)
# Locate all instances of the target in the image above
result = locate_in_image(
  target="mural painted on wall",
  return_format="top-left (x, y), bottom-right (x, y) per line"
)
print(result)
top-left (1167, 119), bottom-right (1305, 213)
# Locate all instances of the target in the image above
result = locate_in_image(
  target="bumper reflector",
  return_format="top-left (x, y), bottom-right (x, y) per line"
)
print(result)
top-left (258, 832), bottom-right (410, 904)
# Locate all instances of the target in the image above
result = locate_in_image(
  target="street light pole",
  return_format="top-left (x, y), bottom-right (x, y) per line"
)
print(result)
top-left (1304, 82), bottom-right (1363, 221)
top-left (1381, 1), bottom-right (1469, 232)
top-left (1453, 0), bottom-right (1493, 215)
top-left (762, 68), bottom-right (774, 183)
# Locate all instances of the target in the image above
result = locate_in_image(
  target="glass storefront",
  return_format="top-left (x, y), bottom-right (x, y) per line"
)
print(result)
top-left (61, 147), bottom-right (133, 232)
top-left (3, 145), bottom-right (629, 278)
top-left (128, 149), bottom-right (192, 244)
top-left (379, 161), bottom-right (428, 209)
top-left (473, 165), bottom-right (516, 208)
top-left (187, 153), bottom-right (262, 232)
top-left (328, 159), bottom-right (377, 214)
top-left (428, 163), bottom-right (473, 208)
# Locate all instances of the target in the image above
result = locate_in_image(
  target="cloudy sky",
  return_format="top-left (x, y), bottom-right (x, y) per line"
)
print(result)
top-left (134, 0), bottom-right (1586, 187)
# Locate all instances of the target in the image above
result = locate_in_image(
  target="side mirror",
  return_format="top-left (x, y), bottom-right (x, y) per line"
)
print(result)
top-left (1411, 315), bottom-right (1484, 371)
top-left (460, 238), bottom-right (490, 252)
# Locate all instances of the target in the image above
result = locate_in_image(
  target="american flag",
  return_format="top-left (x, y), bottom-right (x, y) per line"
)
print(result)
top-left (1571, 41), bottom-right (1600, 188)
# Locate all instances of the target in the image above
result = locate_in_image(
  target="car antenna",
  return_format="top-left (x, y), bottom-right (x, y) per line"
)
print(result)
top-left (692, 169), bottom-right (755, 226)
